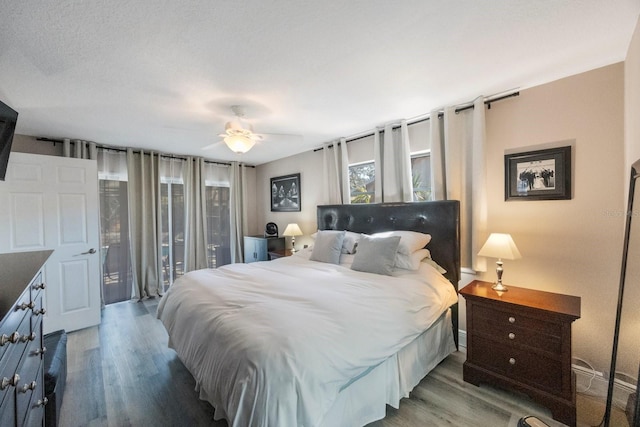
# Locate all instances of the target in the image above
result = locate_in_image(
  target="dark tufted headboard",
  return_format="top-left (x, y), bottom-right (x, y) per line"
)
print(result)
top-left (317, 201), bottom-right (461, 347)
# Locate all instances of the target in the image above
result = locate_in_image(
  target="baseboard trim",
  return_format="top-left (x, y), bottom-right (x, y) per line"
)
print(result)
top-left (573, 364), bottom-right (635, 410)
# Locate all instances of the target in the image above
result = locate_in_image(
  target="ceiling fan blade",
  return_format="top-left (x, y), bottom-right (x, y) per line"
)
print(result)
top-left (202, 141), bottom-right (224, 150)
top-left (256, 133), bottom-right (303, 143)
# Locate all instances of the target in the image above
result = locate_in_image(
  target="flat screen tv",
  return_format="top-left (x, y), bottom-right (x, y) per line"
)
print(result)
top-left (0, 100), bottom-right (18, 181)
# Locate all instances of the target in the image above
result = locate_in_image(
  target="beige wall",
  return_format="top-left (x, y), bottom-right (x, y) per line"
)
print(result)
top-left (11, 134), bottom-right (63, 156)
top-left (626, 15), bottom-right (640, 170)
top-left (479, 63), bottom-right (625, 372)
top-left (256, 63), bottom-right (626, 373)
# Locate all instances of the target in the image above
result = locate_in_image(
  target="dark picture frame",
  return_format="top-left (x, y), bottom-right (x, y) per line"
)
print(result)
top-left (505, 146), bottom-right (572, 201)
top-left (270, 173), bottom-right (301, 212)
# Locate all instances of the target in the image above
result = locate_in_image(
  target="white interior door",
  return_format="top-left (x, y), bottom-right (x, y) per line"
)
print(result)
top-left (0, 152), bottom-right (101, 333)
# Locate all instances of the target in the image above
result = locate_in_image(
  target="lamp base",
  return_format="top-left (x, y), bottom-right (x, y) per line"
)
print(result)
top-left (492, 259), bottom-right (508, 291)
top-left (491, 282), bottom-right (508, 292)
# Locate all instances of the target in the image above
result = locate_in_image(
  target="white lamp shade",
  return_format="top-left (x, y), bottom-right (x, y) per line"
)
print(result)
top-left (283, 223), bottom-right (303, 237)
top-left (224, 134), bottom-right (256, 154)
top-left (478, 233), bottom-right (522, 260)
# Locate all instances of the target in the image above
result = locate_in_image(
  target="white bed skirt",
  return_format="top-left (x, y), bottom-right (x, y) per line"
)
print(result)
top-left (318, 309), bottom-right (456, 426)
top-left (202, 309), bottom-right (456, 427)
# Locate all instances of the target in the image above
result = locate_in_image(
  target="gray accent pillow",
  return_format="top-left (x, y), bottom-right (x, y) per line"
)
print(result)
top-left (351, 235), bottom-right (401, 276)
top-left (310, 230), bottom-right (346, 264)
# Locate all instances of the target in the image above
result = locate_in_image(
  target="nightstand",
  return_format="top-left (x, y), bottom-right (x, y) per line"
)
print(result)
top-left (268, 249), bottom-right (293, 260)
top-left (460, 280), bottom-right (581, 427)
top-left (243, 236), bottom-right (284, 263)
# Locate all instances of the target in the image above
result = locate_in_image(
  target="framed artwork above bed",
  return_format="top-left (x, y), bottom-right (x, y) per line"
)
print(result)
top-left (271, 173), bottom-right (301, 212)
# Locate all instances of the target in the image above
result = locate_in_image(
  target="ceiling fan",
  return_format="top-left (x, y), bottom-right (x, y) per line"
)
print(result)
top-left (203, 105), bottom-right (288, 154)
top-left (220, 105), bottom-right (261, 154)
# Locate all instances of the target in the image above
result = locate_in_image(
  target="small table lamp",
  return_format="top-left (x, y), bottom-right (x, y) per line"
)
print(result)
top-left (283, 223), bottom-right (303, 252)
top-left (478, 233), bottom-right (522, 292)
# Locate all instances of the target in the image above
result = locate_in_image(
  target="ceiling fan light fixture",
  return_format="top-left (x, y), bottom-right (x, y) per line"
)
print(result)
top-left (224, 134), bottom-right (255, 154)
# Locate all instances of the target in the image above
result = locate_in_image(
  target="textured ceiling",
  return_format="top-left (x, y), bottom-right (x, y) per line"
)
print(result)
top-left (1, 1), bottom-right (638, 165)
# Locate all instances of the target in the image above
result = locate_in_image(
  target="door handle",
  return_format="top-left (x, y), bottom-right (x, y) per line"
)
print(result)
top-left (78, 248), bottom-right (96, 255)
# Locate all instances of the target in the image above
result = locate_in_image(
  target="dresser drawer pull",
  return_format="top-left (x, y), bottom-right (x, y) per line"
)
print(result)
top-left (19, 381), bottom-right (37, 393)
top-left (509, 358), bottom-right (516, 365)
top-left (33, 346), bottom-right (47, 356)
top-left (37, 397), bottom-right (48, 407)
top-left (508, 316), bottom-right (516, 324)
top-left (34, 308), bottom-right (46, 316)
top-left (0, 374), bottom-right (20, 390)
top-left (33, 282), bottom-right (46, 290)
top-left (508, 333), bottom-right (515, 340)
top-left (0, 332), bottom-right (20, 346)
top-left (17, 301), bottom-right (35, 311)
top-left (20, 332), bottom-right (36, 342)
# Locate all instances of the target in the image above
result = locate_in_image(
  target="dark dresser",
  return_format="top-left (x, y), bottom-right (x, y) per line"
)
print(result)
top-left (0, 250), bottom-right (52, 427)
top-left (460, 280), bottom-right (581, 427)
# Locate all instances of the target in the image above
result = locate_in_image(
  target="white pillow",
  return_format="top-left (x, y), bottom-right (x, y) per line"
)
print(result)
top-left (310, 230), bottom-right (345, 264)
top-left (311, 230), bottom-right (360, 254)
top-left (342, 231), bottom-right (361, 254)
top-left (371, 231), bottom-right (431, 255)
top-left (422, 257), bottom-right (447, 274)
top-left (351, 235), bottom-right (401, 276)
top-left (395, 248), bottom-right (431, 271)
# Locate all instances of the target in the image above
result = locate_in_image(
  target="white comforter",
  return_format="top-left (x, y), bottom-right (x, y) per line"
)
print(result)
top-left (157, 250), bottom-right (457, 427)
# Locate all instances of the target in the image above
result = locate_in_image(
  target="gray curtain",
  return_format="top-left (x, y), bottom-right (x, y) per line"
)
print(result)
top-left (183, 157), bottom-right (209, 272)
top-left (429, 97), bottom-right (488, 270)
top-left (378, 121), bottom-right (413, 202)
top-left (63, 138), bottom-right (97, 160)
top-left (126, 148), bottom-right (163, 299)
top-left (229, 162), bottom-right (247, 263)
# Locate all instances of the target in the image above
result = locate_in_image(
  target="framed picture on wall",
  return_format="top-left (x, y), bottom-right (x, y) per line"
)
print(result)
top-left (270, 173), bottom-right (301, 212)
top-left (505, 146), bottom-right (572, 201)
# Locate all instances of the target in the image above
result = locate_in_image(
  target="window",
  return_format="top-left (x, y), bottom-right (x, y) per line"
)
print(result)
top-left (205, 186), bottom-right (231, 268)
top-left (159, 157), bottom-right (186, 290)
top-left (160, 179), bottom-right (185, 290)
top-left (411, 153), bottom-right (431, 201)
top-left (349, 161), bottom-right (375, 204)
top-left (98, 149), bottom-right (133, 305)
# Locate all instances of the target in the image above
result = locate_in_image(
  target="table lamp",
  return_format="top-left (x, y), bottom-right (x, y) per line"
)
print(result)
top-left (283, 223), bottom-right (303, 252)
top-left (478, 233), bottom-right (522, 292)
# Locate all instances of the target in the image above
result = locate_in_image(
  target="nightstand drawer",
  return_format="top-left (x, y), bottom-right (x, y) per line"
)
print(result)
top-left (472, 305), bottom-right (562, 354)
top-left (473, 338), bottom-right (562, 393)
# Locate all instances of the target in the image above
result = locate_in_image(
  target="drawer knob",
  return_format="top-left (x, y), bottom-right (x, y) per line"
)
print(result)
top-left (508, 316), bottom-right (516, 324)
top-left (17, 301), bottom-right (35, 311)
top-left (34, 346), bottom-right (47, 356)
top-left (20, 332), bottom-right (36, 342)
top-left (37, 397), bottom-right (48, 407)
top-left (33, 282), bottom-right (46, 290)
top-left (0, 374), bottom-right (20, 390)
top-left (509, 358), bottom-right (516, 365)
top-left (19, 380), bottom-right (37, 393)
top-left (34, 308), bottom-right (46, 316)
top-left (508, 332), bottom-right (515, 340)
top-left (8, 331), bottom-right (21, 344)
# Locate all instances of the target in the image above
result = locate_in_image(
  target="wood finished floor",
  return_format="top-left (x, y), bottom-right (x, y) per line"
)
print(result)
top-left (59, 299), bottom-right (573, 427)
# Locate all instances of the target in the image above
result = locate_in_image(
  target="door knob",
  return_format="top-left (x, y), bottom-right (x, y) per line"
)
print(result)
top-left (78, 248), bottom-right (96, 255)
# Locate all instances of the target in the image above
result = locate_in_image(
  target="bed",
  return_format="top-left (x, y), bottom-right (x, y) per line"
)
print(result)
top-left (157, 201), bottom-right (460, 427)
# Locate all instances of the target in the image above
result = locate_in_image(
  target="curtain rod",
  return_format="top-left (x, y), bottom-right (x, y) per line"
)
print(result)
top-left (35, 138), bottom-right (254, 168)
top-left (313, 90), bottom-right (520, 151)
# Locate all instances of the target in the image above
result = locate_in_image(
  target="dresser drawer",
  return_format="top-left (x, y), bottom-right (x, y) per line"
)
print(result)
top-left (0, 308), bottom-right (31, 408)
top-left (23, 366), bottom-right (45, 427)
top-left (472, 334), bottom-right (563, 394)
top-left (15, 319), bottom-right (44, 427)
top-left (472, 304), bottom-right (562, 354)
top-left (0, 287), bottom-right (33, 362)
